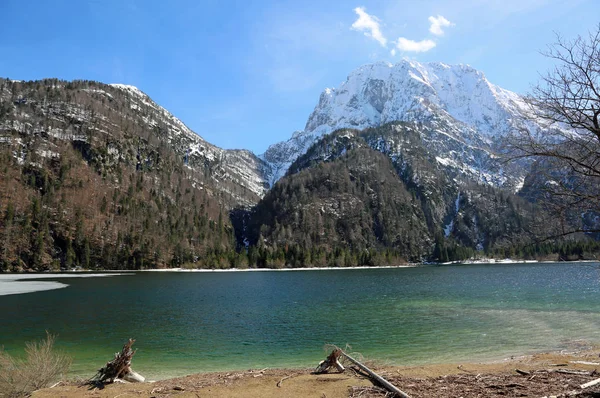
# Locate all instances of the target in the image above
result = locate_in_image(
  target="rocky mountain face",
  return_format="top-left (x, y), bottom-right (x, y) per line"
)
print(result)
top-left (0, 79), bottom-right (267, 271)
top-left (1, 80), bottom-right (271, 208)
top-left (263, 60), bottom-right (537, 190)
top-left (103, 83), bottom-right (271, 206)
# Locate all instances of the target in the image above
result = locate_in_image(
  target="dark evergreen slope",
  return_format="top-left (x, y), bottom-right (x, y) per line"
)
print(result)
top-left (247, 127), bottom-right (560, 264)
top-left (360, 123), bottom-right (541, 251)
top-left (248, 143), bottom-right (430, 266)
top-left (361, 122), bottom-right (458, 235)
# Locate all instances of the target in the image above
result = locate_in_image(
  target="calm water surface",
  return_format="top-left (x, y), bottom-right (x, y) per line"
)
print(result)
top-left (1, 262), bottom-right (599, 379)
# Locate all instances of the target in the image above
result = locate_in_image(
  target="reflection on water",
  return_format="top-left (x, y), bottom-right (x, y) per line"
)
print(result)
top-left (0, 262), bottom-right (598, 379)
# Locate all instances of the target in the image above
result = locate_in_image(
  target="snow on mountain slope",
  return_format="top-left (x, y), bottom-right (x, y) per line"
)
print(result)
top-left (110, 84), bottom-right (271, 202)
top-left (304, 60), bottom-right (530, 137)
top-left (263, 60), bottom-right (535, 186)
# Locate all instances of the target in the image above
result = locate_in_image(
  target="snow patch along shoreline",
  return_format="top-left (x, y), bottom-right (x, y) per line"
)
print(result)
top-left (0, 273), bottom-right (134, 296)
top-left (141, 265), bottom-right (416, 273)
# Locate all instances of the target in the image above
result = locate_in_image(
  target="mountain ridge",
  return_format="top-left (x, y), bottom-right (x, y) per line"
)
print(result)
top-left (107, 83), bottom-right (272, 205)
top-left (1, 64), bottom-right (595, 271)
top-left (263, 59), bottom-right (538, 188)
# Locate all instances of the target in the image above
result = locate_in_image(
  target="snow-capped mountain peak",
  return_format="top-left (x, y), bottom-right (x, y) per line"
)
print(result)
top-left (304, 59), bottom-right (528, 136)
top-left (263, 59), bottom-right (535, 185)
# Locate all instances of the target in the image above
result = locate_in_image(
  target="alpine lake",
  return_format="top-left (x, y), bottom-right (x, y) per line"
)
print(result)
top-left (1, 262), bottom-right (599, 380)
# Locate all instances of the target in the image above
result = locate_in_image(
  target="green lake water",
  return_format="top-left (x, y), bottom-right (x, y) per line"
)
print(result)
top-left (1, 262), bottom-right (599, 380)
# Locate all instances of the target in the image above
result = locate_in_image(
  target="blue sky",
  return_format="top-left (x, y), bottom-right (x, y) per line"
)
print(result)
top-left (0, 0), bottom-right (598, 154)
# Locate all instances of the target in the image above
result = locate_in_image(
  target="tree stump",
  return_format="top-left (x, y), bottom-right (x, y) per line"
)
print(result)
top-left (315, 349), bottom-right (345, 373)
top-left (90, 339), bottom-right (145, 384)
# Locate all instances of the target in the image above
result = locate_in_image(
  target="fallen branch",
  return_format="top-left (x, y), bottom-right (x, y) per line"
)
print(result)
top-left (581, 377), bottom-right (600, 389)
top-left (515, 369), bottom-right (530, 376)
top-left (315, 348), bottom-right (410, 397)
top-left (570, 361), bottom-right (600, 366)
top-left (554, 369), bottom-right (590, 375)
top-left (341, 351), bottom-right (411, 398)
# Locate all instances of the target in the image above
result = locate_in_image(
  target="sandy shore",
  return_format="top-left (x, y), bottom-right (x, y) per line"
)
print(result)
top-left (33, 350), bottom-right (600, 397)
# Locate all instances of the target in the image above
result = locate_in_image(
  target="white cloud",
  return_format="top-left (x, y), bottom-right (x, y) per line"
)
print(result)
top-left (395, 37), bottom-right (436, 53)
top-left (428, 15), bottom-right (454, 36)
top-left (390, 48), bottom-right (396, 56)
top-left (351, 7), bottom-right (387, 47)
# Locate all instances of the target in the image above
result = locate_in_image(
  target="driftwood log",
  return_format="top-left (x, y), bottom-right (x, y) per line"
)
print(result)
top-left (342, 351), bottom-right (411, 398)
top-left (316, 349), bottom-right (411, 398)
top-left (581, 377), bottom-right (600, 389)
top-left (90, 339), bottom-right (145, 384)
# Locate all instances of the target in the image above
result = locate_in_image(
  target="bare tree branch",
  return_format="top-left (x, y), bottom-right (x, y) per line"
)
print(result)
top-left (506, 24), bottom-right (600, 237)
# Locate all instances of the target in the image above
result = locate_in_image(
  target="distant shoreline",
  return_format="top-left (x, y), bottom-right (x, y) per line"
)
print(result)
top-left (2, 260), bottom-right (597, 296)
top-left (140, 264), bottom-right (417, 272)
top-left (119, 258), bottom-right (600, 272)
top-left (111, 258), bottom-right (600, 272)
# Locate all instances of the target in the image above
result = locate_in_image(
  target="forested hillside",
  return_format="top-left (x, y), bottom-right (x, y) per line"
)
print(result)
top-left (1, 78), bottom-right (597, 271)
top-left (246, 128), bottom-right (584, 265)
top-left (0, 79), bottom-right (257, 271)
top-left (248, 144), bottom-right (431, 266)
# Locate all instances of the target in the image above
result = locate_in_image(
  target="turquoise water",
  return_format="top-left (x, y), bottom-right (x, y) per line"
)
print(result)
top-left (0, 263), bottom-right (599, 379)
